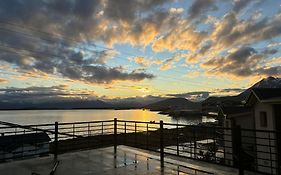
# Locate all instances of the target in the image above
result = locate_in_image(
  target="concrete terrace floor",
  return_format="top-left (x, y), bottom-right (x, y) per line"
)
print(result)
top-left (0, 145), bottom-right (256, 175)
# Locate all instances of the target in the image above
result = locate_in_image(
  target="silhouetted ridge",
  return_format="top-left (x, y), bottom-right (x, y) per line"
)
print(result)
top-left (145, 98), bottom-right (201, 111)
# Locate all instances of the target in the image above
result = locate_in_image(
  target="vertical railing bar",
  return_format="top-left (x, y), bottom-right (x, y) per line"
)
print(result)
top-left (124, 121), bottom-right (127, 145)
top-left (177, 124), bottom-right (179, 156)
top-left (269, 132), bottom-right (273, 174)
top-left (54, 122), bottom-right (58, 160)
top-left (114, 118), bottom-right (117, 155)
top-left (101, 122), bottom-right (104, 135)
top-left (73, 123), bottom-right (75, 139)
top-left (88, 123), bottom-right (90, 136)
top-left (146, 123), bottom-right (148, 150)
top-left (135, 122), bottom-right (137, 148)
top-left (160, 120), bottom-right (164, 168)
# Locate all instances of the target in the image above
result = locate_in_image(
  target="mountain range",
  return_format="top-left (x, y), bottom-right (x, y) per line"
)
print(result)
top-left (144, 97), bottom-right (201, 111)
top-left (0, 76), bottom-right (280, 110)
top-left (202, 76), bottom-right (281, 112)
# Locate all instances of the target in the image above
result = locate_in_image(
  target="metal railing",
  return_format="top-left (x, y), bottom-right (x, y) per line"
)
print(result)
top-left (0, 119), bottom-right (280, 175)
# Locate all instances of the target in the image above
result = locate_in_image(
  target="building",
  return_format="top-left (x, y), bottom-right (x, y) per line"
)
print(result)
top-left (219, 106), bottom-right (254, 167)
top-left (220, 88), bottom-right (281, 174)
top-left (245, 88), bottom-right (281, 174)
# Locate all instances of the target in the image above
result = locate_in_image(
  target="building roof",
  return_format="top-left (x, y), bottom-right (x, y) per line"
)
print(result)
top-left (246, 88), bottom-right (281, 105)
top-left (0, 132), bottom-right (50, 152)
top-left (219, 106), bottom-right (251, 118)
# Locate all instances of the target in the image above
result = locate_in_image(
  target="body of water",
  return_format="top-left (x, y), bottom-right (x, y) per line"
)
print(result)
top-left (0, 109), bottom-right (215, 125)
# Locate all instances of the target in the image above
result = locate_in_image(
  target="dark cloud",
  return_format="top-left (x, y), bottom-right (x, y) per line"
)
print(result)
top-left (213, 12), bottom-right (281, 49)
top-left (233, 0), bottom-right (253, 12)
top-left (256, 66), bottom-right (281, 76)
top-left (203, 46), bottom-right (281, 77)
top-left (104, 0), bottom-right (170, 22)
top-left (228, 47), bottom-right (257, 63)
top-left (0, 0), bottom-right (164, 84)
top-left (0, 85), bottom-right (92, 103)
top-left (262, 48), bottom-right (278, 55)
top-left (188, 0), bottom-right (217, 20)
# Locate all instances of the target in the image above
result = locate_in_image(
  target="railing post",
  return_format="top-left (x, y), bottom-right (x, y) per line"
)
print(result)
top-left (114, 118), bottom-right (117, 155)
top-left (124, 122), bottom-right (127, 145)
top-left (135, 122), bottom-right (137, 147)
top-left (146, 123), bottom-right (148, 150)
top-left (176, 124), bottom-right (179, 156)
top-left (160, 120), bottom-right (164, 168)
top-left (193, 128), bottom-right (197, 158)
top-left (54, 122), bottom-right (58, 160)
top-left (102, 122), bottom-right (104, 135)
top-left (232, 125), bottom-right (243, 175)
top-left (88, 123), bottom-right (90, 136)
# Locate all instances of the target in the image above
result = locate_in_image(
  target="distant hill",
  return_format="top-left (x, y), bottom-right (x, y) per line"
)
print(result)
top-left (0, 99), bottom-right (113, 110)
top-left (144, 98), bottom-right (201, 111)
top-left (202, 76), bottom-right (281, 113)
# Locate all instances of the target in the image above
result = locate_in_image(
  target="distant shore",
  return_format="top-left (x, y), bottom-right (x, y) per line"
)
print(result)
top-left (0, 107), bottom-right (142, 111)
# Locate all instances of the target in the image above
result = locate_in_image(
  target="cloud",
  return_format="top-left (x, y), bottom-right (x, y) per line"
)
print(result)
top-left (186, 41), bottom-right (213, 62)
top-left (267, 42), bottom-right (281, 48)
top-left (262, 48), bottom-right (278, 55)
top-left (185, 71), bottom-right (201, 78)
top-left (0, 0), bottom-right (280, 84)
top-left (159, 55), bottom-right (181, 70)
top-left (232, 0), bottom-right (253, 12)
top-left (217, 88), bottom-right (245, 93)
top-left (169, 8), bottom-right (184, 15)
top-left (0, 0), bottom-right (176, 84)
top-left (188, 0), bottom-right (217, 20)
top-left (128, 57), bottom-right (162, 67)
top-left (129, 54), bottom-right (184, 71)
top-left (152, 25), bottom-right (208, 52)
top-left (104, 0), bottom-right (170, 22)
top-left (202, 46), bottom-right (281, 78)
top-left (211, 12), bottom-right (281, 52)
top-left (0, 78), bottom-right (8, 83)
top-left (166, 91), bottom-right (210, 101)
top-left (0, 85), bottom-right (97, 103)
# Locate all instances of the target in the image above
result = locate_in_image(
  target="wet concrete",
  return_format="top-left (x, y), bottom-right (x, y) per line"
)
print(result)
top-left (0, 145), bottom-right (257, 175)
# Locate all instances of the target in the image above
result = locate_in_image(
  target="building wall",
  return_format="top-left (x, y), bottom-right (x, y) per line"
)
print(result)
top-left (254, 103), bottom-right (275, 131)
top-left (233, 114), bottom-right (254, 129)
top-left (254, 102), bottom-right (277, 174)
top-left (224, 119), bottom-right (233, 166)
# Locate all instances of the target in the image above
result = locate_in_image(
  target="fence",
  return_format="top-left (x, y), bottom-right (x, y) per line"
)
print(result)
top-left (0, 119), bottom-right (279, 175)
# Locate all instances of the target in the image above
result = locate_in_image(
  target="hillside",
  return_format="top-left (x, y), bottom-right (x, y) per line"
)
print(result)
top-left (202, 76), bottom-right (281, 113)
top-left (144, 98), bottom-right (201, 111)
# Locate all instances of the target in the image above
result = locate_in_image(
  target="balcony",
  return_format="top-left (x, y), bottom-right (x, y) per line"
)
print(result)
top-left (0, 119), bottom-right (277, 175)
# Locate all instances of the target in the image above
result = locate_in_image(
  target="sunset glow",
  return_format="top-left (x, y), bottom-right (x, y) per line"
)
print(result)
top-left (0, 0), bottom-right (280, 102)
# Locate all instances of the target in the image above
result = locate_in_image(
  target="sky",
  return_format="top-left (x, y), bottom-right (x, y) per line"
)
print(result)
top-left (0, 0), bottom-right (281, 103)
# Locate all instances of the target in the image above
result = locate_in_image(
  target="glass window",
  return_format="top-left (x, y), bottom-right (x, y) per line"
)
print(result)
top-left (260, 111), bottom-right (267, 127)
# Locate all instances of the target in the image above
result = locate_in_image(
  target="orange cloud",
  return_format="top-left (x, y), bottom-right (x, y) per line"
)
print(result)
top-left (0, 78), bottom-right (8, 83)
top-left (152, 25), bottom-right (208, 52)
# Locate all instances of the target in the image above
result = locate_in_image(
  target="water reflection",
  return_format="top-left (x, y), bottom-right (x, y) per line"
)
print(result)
top-left (170, 116), bottom-right (216, 125)
top-left (0, 109), bottom-right (215, 125)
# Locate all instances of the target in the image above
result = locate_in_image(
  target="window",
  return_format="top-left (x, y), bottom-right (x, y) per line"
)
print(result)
top-left (225, 120), bottom-right (231, 128)
top-left (260, 111), bottom-right (267, 127)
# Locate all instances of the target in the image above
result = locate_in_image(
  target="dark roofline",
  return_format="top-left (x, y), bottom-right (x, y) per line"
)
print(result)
top-left (245, 88), bottom-right (281, 105)
top-left (218, 105), bottom-right (251, 118)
